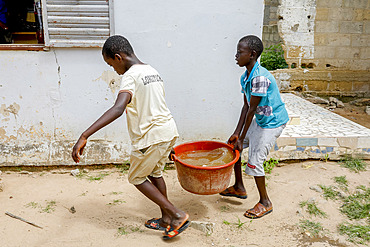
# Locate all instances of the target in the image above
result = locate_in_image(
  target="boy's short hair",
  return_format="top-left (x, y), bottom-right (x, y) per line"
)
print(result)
top-left (239, 35), bottom-right (264, 59)
top-left (102, 35), bottom-right (134, 58)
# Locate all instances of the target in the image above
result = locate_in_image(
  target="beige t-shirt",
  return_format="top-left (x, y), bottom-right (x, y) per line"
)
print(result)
top-left (119, 64), bottom-right (178, 150)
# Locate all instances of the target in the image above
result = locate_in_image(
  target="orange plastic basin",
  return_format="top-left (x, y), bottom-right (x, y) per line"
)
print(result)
top-left (172, 141), bottom-right (240, 195)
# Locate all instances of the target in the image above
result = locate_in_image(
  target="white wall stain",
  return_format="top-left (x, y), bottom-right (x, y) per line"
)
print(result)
top-left (94, 70), bottom-right (122, 94)
top-left (0, 103), bottom-right (20, 117)
top-left (0, 127), bottom-right (16, 142)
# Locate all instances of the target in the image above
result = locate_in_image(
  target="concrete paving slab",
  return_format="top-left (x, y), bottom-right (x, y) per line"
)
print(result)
top-left (243, 93), bottom-right (370, 161)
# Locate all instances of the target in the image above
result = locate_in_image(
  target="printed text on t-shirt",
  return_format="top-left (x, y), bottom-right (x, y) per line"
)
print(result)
top-left (141, 75), bottom-right (163, 85)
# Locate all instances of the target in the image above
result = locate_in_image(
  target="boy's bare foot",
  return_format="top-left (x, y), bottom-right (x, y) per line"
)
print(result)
top-left (219, 186), bottom-right (247, 199)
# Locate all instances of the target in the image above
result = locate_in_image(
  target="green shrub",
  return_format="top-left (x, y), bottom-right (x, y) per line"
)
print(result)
top-left (263, 158), bottom-right (279, 174)
top-left (261, 43), bottom-right (288, 70)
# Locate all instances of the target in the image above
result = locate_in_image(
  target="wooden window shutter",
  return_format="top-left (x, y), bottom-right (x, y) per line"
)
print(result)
top-left (41, 0), bottom-right (114, 48)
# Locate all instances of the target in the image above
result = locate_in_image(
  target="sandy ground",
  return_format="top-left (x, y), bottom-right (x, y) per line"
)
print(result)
top-left (0, 160), bottom-right (369, 247)
top-left (310, 100), bottom-right (370, 129)
top-left (332, 103), bottom-right (370, 129)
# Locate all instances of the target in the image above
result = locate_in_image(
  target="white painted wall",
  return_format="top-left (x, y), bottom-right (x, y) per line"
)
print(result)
top-left (0, 0), bottom-right (264, 166)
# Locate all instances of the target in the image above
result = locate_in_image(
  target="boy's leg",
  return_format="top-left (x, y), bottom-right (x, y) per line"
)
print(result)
top-left (219, 136), bottom-right (250, 199)
top-left (129, 138), bottom-right (189, 234)
top-left (219, 157), bottom-right (247, 199)
top-left (135, 180), bottom-right (188, 229)
top-left (244, 120), bottom-right (285, 218)
top-left (233, 158), bottom-right (245, 190)
top-left (254, 176), bottom-right (271, 208)
top-left (147, 175), bottom-right (171, 227)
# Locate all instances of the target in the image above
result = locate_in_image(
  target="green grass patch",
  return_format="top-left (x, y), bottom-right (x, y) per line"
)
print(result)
top-left (319, 184), bottom-right (341, 200)
top-left (117, 227), bottom-right (128, 235)
top-left (222, 220), bottom-right (231, 225)
top-left (334, 176), bottom-right (348, 191)
top-left (87, 172), bottom-right (109, 181)
top-left (76, 170), bottom-right (109, 181)
top-left (220, 205), bottom-right (231, 212)
top-left (116, 225), bottom-right (143, 236)
top-left (340, 186), bottom-right (370, 221)
top-left (338, 222), bottom-right (370, 245)
top-left (107, 199), bottom-right (126, 206)
top-left (25, 200), bottom-right (56, 213)
top-left (235, 217), bottom-right (245, 229)
top-left (109, 191), bottom-right (123, 195)
top-left (115, 163), bottom-right (130, 174)
top-left (299, 220), bottom-right (324, 238)
top-left (263, 158), bottom-right (279, 174)
top-left (41, 200), bottom-right (56, 213)
top-left (25, 202), bottom-right (40, 209)
top-left (339, 156), bottom-right (367, 173)
top-left (299, 200), bottom-right (327, 218)
top-left (222, 217), bottom-right (250, 229)
top-left (79, 191), bottom-right (88, 196)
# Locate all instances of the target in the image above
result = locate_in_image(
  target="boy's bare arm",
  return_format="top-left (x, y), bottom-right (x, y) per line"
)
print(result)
top-left (234, 95), bottom-right (261, 151)
top-left (71, 92), bottom-right (131, 163)
top-left (228, 94), bottom-right (249, 147)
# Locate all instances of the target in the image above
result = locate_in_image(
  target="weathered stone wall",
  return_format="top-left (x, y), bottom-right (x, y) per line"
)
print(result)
top-left (263, 0), bottom-right (283, 48)
top-left (270, 0), bottom-right (369, 96)
top-left (314, 0), bottom-right (369, 71)
top-left (273, 69), bottom-right (370, 97)
top-left (277, 0), bottom-right (316, 69)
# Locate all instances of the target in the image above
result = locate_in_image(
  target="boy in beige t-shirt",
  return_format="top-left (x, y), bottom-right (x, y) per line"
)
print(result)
top-left (72, 35), bottom-right (189, 240)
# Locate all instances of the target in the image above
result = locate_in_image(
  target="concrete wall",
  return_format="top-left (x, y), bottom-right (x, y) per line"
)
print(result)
top-left (262, 0), bottom-right (283, 48)
top-left (313, 0), bottom-right (369, 71)
top-left (272, 0), bottom-right (369, 96)
top-left (278, 0), bottom-right (316, 68)
top-left (0, 0), bottom-right (264, 166)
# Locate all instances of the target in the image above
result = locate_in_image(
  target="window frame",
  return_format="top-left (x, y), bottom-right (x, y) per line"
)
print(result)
top-left (0, 0), bottom-right (114, 51)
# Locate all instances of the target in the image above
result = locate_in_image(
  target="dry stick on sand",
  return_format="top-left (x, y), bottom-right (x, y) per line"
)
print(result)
top-left (5, 211), bottom-right (43, 229)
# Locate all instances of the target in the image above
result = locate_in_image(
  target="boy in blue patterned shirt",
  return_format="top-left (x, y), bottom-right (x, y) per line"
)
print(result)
top-left (220, 35), bottom-right (289, 219)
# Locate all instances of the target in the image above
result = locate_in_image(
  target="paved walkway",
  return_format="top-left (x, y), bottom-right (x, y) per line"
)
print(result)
top-left (266, 93), bottom-right (370, 160)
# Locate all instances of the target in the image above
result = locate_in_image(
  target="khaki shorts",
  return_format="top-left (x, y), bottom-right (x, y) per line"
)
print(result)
top-left (128, 137), bottom-right (178, 185)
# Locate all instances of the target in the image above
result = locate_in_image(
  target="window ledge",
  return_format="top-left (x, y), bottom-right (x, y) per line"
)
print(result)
top-left (0, 44), bottom-right (46, 51)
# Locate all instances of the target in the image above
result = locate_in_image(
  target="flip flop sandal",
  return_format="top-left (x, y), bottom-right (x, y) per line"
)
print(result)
top-left (163, 221), bottom-right (190, 240)
top-left (219, 186), bottom-right (247, 199)
top-left (244, 203), bottom-right (273, 219)
top-left (163, 214), bottom-right (190, 240)
top-left (144, 218), bottom-right (167, 231)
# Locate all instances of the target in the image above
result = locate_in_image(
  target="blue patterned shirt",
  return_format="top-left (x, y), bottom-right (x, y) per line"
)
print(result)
top-left (241, 62), bottom-right (289, 128)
